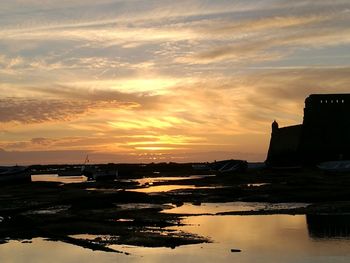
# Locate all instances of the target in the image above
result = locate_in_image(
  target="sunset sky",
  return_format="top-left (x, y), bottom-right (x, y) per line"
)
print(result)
top-left (1, 0), bottom-right (350, 164)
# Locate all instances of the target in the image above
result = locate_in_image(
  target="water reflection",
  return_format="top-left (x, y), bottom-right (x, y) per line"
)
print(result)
top-left (1, 215), bottom-right (350, 263)
top-left (135, 176), bottom-right (206, 185)
top-left (307, 214), bottom-right (350, 239)
top-left (129, 185), bottom-right (215, 193)
top-left (31, 174), bottom-right (88, 184)
top-left (163, 202), bottom-right (309, 214)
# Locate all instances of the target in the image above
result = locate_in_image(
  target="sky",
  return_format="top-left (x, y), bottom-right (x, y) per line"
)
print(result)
top-left (1, 0), bottom-right (350, 165)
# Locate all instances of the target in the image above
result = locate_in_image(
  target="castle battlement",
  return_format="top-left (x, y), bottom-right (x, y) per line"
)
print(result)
top-left (267, 94), bottom-right (350, 166)
top-left (304, 94), bottom-right (350, 125)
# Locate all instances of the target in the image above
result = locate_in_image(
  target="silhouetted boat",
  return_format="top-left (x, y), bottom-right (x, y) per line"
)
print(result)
top-left (92, 170), bottom-right (118, 181)
top-left (0, 166), bottom-right (31, 183)
top-left (192, 160), bottom-right (247, 173)
top-left (82, 167), bottom-right (118, 181)
top-left (210, 159), bottom-right (248, 173)
top-left (57, 168), bottom-right (82, 176)
top-left (317, 161), bottom-right (350, 173)
top-left (80, 155), bottom-right (118, 181)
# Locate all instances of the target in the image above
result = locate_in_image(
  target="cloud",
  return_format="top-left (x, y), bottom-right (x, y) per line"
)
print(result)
top-left (178, 17), bottom-right (350, 64)
top-left (162, 67), bottom-right (350, 132)
top-left (30, 85), bottom-right (163, 106)
top-left (0, 97), bottom-right (137, 124)
top-left (232, 67), bottom-right (350, 128)
top-left (31, 137), bottom-right (55, 145)
top-left (1, 1), bottom-right (350, 163)
top-left (198, 14), bottom-right (331, 36)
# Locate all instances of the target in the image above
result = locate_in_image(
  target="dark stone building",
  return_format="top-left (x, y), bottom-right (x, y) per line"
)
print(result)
top-left (266, 94), bottom-right (350, 166)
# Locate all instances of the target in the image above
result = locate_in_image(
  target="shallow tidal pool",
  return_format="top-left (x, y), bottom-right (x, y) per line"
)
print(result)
top-left (1, 213), bottom-right (350, 263)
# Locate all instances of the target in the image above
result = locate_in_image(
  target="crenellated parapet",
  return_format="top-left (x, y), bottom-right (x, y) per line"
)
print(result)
top-left (266, 94), bottom-right (350, 166)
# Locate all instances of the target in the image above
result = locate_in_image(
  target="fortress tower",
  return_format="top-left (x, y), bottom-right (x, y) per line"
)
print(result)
top-left (266, 94), bottom-right (350, 166)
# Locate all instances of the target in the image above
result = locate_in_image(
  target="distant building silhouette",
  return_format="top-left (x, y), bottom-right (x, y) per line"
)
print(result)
top-left (266, 94), bottom-right (350, 166)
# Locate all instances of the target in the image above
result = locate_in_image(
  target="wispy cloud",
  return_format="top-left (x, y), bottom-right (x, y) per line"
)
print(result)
top-left (0, 97), bottom-right (137, 124)
top-left (1, 1), bottom-right (350, 163)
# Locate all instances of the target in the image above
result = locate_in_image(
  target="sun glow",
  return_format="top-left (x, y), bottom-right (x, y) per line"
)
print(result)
top-left (135, 146), bottom-right (177, 151)
top-left (108, 118), bottom-right (176, 130)
top-left (66, 78), bottom-right (180, 94)
top-left (127, 135), bottom-right (201, 146)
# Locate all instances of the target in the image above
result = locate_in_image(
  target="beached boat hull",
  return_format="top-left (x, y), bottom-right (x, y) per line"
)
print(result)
top-left (82, 166), bottom-right (118, 181)
top-left (57, 169), bottom-right (82, 176)
top-left (0, 167), bottom-right (31, 183)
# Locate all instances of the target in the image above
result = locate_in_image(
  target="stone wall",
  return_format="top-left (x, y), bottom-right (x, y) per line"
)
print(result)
top-left (266, 124), bottom-right (303, 166)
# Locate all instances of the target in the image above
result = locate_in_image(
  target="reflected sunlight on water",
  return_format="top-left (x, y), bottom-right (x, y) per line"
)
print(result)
top-left (31, 174), bottom-right (88, 184)
top-left (129, 185), bottom-right (201, 193)
top-left (1, 214), bottom-right (350, 263)
top-left (134, 175), bottom-right (215, 185)
top-left (163, 202), bottom-right (309, 214)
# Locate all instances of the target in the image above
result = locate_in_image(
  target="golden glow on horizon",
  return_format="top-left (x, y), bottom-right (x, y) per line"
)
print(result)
top-left (108, 117), bottom-right (178, 130)
top-left (135, 146), bottom-right (179, 151)
top-left (65, 78), bottom-right (180, 94)
top-left (112, 79), bottom-right (177, 94)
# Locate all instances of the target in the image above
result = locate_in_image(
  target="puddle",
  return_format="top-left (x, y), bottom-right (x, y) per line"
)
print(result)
top-left (31, 174), bottom-right (88, 184)
top-left (115, 203), bottom-right (172, 210)
top-left (129, 185), bottom-right (218, 193)
top-left (2, 215), bottom-right (350, 263)
top-left (115, 219), bottom-right (135, 222)
top-left (130, 185), bottom-right (197, 193)
top-left (162, 202), bottom-right (309, 215)
top-left (134, 175), bottom-right (215, 186)
top-left (69, 234), bottom-right (115, 241)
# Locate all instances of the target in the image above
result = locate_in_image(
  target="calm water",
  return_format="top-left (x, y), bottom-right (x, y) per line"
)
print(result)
top-left (1, 214), bottom-right (350, 263)
top-left (31, 174), bottom-right (88, 184)
top-left (134, 175), bottom-right (215, 185)
top-left (7, 177), bottom-right (350, 262)
top-left (162, 202), bottom-right (309, 214)
top-left (130, 175), bottom-right (216, 193)
top-left (130, 185), bottom-right (217, 193)
top-left (30, 175), bottom-right (213, 186)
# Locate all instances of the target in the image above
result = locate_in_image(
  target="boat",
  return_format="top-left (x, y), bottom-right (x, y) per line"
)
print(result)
top-left (209, 159), bottom-right (248, 173)
top-left (0, 166), bottom-right (31, 183)
top-left (317, 161), bottom-right (350, 173)
top-left (57, 168), bottom-right (83, 176)
top-left (91, 169), bottom-right (118, 181)
top-left (80, 155), bottom-right (118, 181)
top-left (82, 167), bottom-right (118, 181)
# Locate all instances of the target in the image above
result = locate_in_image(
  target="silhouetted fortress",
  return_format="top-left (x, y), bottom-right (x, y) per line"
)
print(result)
top-left (266, 94), bottom-right (350, 166)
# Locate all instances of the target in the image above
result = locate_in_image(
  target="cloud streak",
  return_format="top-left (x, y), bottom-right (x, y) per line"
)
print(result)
top-left (1, 1), bottom-right (350, 163)
top-left (0, 97), bottom-right (137, 124)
